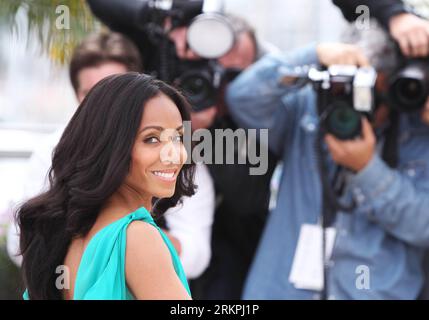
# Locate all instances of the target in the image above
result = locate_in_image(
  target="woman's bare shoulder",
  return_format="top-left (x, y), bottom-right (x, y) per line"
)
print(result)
top-left (125, 220), bottom-right (190, 299)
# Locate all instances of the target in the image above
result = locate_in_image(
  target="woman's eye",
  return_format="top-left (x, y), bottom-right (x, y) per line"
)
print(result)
top-left (144, 136), bottom-right (160, 144)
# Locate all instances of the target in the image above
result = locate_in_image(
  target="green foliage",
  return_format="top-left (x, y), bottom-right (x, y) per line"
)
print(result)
top-left (0, 0), bottom-right (100, 64)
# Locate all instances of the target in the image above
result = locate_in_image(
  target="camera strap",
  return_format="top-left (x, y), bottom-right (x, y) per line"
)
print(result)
top-left (159, 35), bottom-right (173, 81)
top-left (315, 129), bottom-right (356, 216)
top-left (315, 128), bottom-right (356, 300)
top-left (382, 110), bottom-right (399, 169)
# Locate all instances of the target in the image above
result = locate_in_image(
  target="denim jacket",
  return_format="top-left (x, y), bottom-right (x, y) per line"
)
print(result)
top-left (226, 45), bottom-right (429, 299)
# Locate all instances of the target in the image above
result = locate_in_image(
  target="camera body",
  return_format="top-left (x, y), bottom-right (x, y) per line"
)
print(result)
top-left (281, 65), bottom-right (377, 140)
top-left (388, 58), bottom-right (429, 112)
top-left (313, 65), bottom-right (377, 140)
top-left (174, 59), bottom-right (224, 111)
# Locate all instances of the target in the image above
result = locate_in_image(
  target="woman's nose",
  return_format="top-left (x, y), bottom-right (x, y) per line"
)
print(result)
top-left (160, 140), bottom-right (187, 165)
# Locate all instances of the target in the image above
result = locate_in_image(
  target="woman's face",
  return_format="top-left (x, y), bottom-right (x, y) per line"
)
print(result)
top-left (125, 93), bottom-right (188, 200)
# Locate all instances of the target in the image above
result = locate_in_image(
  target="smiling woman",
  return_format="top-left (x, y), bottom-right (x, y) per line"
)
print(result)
top-left (130, 94), bottom-right (188, 199)
top-left (15, 72), bottom-right (196, 300)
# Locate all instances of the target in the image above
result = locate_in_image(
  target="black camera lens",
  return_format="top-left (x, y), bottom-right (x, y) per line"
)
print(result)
top-left (175, 67), bottom-right (218, 112)
top-left (399, 79), bottom-right (423, 100)
top-left (390, 77), bottom-right (427, 112)
top-left (324, 101), bottom-right (362, 140)
top-left (389, 61), bottom-right (429, 112)
top-left (181, 74), bottom-right (211, 104)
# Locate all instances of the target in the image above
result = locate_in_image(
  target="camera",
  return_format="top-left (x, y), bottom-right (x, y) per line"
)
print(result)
top-left (136, 0), bottom-right (237, 111)
top-left (388, 58), bottom-right (429, 112)
top-left (280, 65), bottom-right (377, 140)
top-left (174, 59), bottom-right (224, 111)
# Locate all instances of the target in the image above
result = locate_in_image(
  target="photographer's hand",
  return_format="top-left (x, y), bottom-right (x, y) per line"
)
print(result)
top-left (164, 18), bottom-right (199, 60)
top-left (325, 118), bottom-right (376, 172)
top-left (168, 26), bottom-right (200, 60)
top-left (389, 13), bottom-right (429, 57)
top-left (316, 43), bottom-right (370, 67)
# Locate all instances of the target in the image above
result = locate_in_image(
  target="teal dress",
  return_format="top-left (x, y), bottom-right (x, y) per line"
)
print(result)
top-left (23, 207), bottom-right (191, 300)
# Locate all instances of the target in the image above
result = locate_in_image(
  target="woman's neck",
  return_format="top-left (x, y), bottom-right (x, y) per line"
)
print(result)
top-left (105, 184), bottom-right (152, 215)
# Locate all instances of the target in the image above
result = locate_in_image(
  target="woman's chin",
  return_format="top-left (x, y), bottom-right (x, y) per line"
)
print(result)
top-left (153, 187), bottom-right (176, 199)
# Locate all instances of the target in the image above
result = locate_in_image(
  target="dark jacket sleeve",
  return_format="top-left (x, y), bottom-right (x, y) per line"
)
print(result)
top-left (86, 0), bottom-right (146, 34)
top-left (332, 0), bottom-right (408, 30)
top-left (86, 0), bottom-right (160, 72)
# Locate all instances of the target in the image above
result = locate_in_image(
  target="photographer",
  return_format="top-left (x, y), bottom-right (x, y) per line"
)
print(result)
top-left (226, 40), bottom-right (429, 299)
top-left (340, 10), bottom-right (429, 300)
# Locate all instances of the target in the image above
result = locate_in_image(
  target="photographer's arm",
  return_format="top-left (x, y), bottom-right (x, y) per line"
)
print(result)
top-left (326, 120), bottom-right (429, 246)
top-left (333, 0), bottom-right (429, 57)
top-left (348, 152), bottom-right (429, 247)
top-left (227, 43), bottom-right (368, 156)
top-left (332, 0), bottom-right (407, 30)
top-left (226, 45), bottom-right (320, 157)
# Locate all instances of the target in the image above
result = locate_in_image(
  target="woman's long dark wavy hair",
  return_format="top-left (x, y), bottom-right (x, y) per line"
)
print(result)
top-left (16, 73), bottom-right (196, 299)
